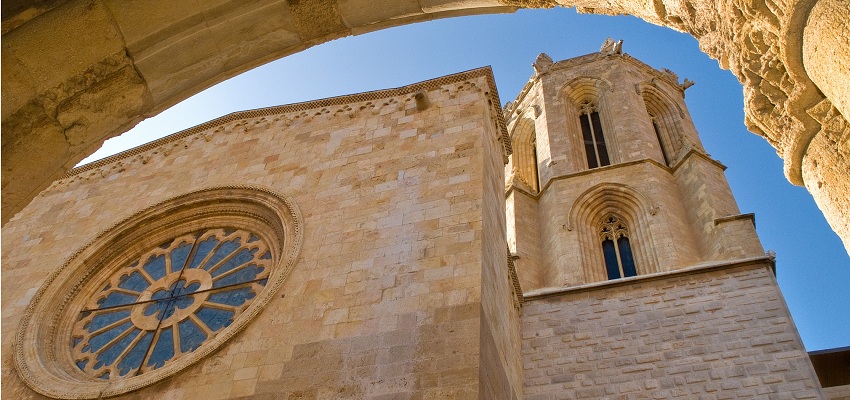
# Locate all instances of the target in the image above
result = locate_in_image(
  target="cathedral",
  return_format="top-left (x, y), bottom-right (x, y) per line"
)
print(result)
top-left (3, 46), bottom-right (838, 399)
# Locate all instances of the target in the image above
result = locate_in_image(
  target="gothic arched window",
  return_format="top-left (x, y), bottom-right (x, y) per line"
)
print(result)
top-left (599, 215), bottom-right (637, 279)
top-left (579, 102), bottom-right (610, 169)
top-left (650, 116), bottom-right (671, 166)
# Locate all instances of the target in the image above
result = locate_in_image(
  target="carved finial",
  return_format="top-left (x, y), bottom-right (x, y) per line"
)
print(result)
top-left (681, 78), bottom-right (695, 90)
top-left (533, 53), bottom-right (553, 75)
top-left (600, 38), bottom-right (623, 55)
top-left (600, 37), bottom-right (615, 53)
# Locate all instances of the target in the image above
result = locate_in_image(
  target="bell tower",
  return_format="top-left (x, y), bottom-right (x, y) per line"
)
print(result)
top-left (505, 45), bottom-right (765, 291)
top-left (507, 43), bottom-right (824, 399)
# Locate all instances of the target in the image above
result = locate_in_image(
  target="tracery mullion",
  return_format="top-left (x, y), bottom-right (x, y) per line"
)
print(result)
top-left (210, 260), bottom-right (256, 281)
top-left (135, 267), bottom-right (156, 286)
top-left (82, 297), bottom-right (158, 313)
top-left (613, 237), bottom-right (626, 278)
top-left (197, 277), bottom-right (269, 296)
top-left (85, 316), bottom-right (132, 337)
top-left (164, 250), bottom-right (174, 275)
top-left (205, 244), bottom-right (254, 276)
top-left (190, 237), bottom-right (229, 273)
top-left (188, 313), bottom-right (215, 336)
top-left (112, 329), bottom-right (147, 374)
top-left (134, 295), bottom-right (178, 375)
top-left (136, 328), bottom-right (164, 375)
top-left (200, 302), bottom-right (241, 313)
top-left (172, 325), bottom-right (182, 356)
top-left (92, 325), bottom-right (137, 357)
top-left (168, 233), bottom-right (205, 294)
top-left (588, 111), bottom-right (602, 167)
top-left (109, 287), bottom-right (145, 297)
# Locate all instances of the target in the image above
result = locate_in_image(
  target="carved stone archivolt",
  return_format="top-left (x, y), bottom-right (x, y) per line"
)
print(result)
top-left (14, 186), bottom-right (304, 399)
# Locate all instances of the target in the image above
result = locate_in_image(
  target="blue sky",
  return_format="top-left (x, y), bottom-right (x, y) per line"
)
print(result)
top-left (81, 8), bottom-right (849, 351)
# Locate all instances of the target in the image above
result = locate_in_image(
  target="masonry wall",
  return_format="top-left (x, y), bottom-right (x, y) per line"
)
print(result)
top-left (1, 74), bottom-right (514, 399)
top-left (479, 102), bottom-right (523, 400)
top-left (520, 262), bottom-right (824, 399)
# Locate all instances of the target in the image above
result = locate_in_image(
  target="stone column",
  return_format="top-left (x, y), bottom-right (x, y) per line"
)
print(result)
top-left (804, 0), bottom-right (850, 120)
top-left (801, 0), bottom-right (850, 254)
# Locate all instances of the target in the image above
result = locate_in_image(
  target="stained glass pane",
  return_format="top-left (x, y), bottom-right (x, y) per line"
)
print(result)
top-left (590, 112), bottom-right (610, 167)
top-left (71, 228), bottom-right (273, 380)
top-left (116, 331), bottom-right (153, 376)
top-left (117, 271), bottom-right (150, 292)
top-left (196, 307), bottom-right (235, 331)
top-left (96, 292), bottom-right (139, 308)
top-left (201, 239), bottom-right (242, 271)
top-left (177, 319), bottom-right (207, 353)
top-left (147, 326), bottom-right (175, 369)
top-left (618, 237), bottom-right (637, 277)
top-left (580, 113), bottom-right (598, 168)
top-left (143, 255), bottom-right (167, 280)
top-left (188, 237), bottom-right (220, 269)
top-left (170, 242), bottom-right (194, 272)
top-left (602, 239), bottom-right (620, 280)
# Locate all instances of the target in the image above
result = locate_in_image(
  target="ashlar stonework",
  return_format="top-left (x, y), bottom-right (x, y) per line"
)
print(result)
top-left (2, 0), bottom-right (848, 257)
top-left (2, 53), bottom-right (831, 399)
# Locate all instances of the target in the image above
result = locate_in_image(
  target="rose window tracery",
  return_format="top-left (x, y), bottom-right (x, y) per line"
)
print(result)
top-left (71, 228), bottom-right (271, 380)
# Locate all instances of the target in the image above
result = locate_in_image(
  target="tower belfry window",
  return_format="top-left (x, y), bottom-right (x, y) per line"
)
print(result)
top-left (651, 117), bottom-right (670, 166)
top-left (579, 103), bottom-right (610, 168)
top-left (599, 215), bottom-right (637, 280)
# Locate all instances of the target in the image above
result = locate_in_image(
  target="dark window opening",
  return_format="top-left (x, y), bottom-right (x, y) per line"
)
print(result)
top-left (600, 215), bottom-right (637, 280)
top-left (579, 107), bottom-right (610, 169)
top-left (652, 119), bottom-right (670, 166)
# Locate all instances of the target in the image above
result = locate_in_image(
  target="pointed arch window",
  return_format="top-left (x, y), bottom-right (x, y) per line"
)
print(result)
top-left (599, 215), bottom-right (637, 280)
top-left (579, 103), bottom-right (610, 169)
top-left (650, 116), bottom-right (671, 166)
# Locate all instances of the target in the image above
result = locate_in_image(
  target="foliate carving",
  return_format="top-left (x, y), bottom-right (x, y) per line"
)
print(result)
top-left (533, 53), bottom-right (554, 75)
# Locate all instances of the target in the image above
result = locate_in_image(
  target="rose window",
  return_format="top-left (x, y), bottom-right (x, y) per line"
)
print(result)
top-left (71, 228), bottom-right (271, 380)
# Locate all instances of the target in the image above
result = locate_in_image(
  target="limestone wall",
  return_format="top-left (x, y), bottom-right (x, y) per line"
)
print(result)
top-left (521, 261), bottom-right (825, 399)
top-left (2, 70), bottom-right (518, 399)
top-left (3, 0), bottom-right (849, 255)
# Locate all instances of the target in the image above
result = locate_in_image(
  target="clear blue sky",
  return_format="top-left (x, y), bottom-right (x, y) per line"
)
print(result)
top-left (81, 8), bottom-right (849, 351)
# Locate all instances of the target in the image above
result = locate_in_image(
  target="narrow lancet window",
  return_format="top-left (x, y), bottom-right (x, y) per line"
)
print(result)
top-left (579, 103), bottom-right (610, 168)
top-left (600, 215), bottom-right (637, 280)
top-left (531, 136), bottom-right (540, 190)
top-left (651, 117), bottom-right (670, 166)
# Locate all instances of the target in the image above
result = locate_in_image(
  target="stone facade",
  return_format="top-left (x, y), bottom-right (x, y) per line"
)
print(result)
top-left (2, 54), bottom-right (829, 399)
top-left (503, 51), bottom-right (824, 399)
top-left (521, 262), bottom-right (823, 399)
top-left (2, 0), bottom-right (849, 257)
top-left (3, 69), bottom-right (519, 399)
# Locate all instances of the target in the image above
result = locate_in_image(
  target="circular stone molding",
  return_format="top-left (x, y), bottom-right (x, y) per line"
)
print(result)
top-left (14, 186), bottom-right (303, 399)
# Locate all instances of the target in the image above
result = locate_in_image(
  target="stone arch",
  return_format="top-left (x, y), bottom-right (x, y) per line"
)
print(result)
top-left (641, 84), bottom-right (688, 165)
top-left (509, 111), bottom-right (540, 191)
top-left (560, 76), bottom-right (619, 168)
top-left (568, 182), bottom-right (660, 283)
top-left (2, 0), bottom-right (848, 254)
